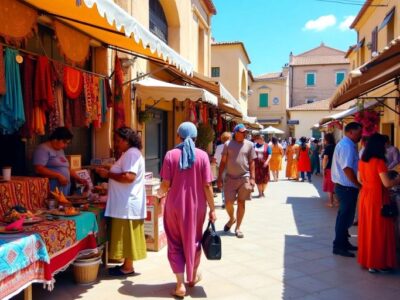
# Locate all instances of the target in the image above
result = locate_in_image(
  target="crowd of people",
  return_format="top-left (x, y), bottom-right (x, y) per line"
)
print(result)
top-left (34, 121), bottom-right (400, 298)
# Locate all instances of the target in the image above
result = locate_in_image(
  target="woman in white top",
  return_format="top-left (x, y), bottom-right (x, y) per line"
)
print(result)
top-left (96, 127), bottom-right (146, 276)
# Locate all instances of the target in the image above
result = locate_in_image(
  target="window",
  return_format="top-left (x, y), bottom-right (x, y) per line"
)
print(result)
top-left (211, 67), bottom-right (220, 77)
top-left (259, 93), bottom-right (269, 107)
top-left (386, 10), bottom-right (395, 44)
top-left (371, 26), bottom-right (378, 55)
top-left (336, 72), bottom-right (345, 85)
top-left (149, 0), bottom-right (168, 44)
top-left (306, 72), bottom-right (316, 86)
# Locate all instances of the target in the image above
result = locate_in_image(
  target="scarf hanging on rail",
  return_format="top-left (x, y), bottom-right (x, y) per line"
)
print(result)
top-left (0, 45), bottom-right (6, 95)
top-left (34, 56), bottom-right (54, 111)
top-left (0, 48), bottom-right (25, 134)
top-left (21, 55), bottom-right (35, 138)
top-left (113, 55), bottom-right (125, 130)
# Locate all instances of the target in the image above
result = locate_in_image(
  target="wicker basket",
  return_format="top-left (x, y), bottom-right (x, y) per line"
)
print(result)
top-left (72, 258), bottom-right (101, 284)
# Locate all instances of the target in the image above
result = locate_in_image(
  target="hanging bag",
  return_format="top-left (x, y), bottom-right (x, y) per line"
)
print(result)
top-left (381, 188), bottom-right (399, 218)
top-left (201, 221), bottom-right (222, 260)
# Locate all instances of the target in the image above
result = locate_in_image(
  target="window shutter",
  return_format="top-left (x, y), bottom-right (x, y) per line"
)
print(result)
top-left (336, 72), bottom-right (345, 85)
top-left (306, 73), bottom-right (315, 86)
top-left (259, 93), bottom-right (268, 107)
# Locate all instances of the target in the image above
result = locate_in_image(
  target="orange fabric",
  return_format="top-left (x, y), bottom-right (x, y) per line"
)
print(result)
top-left (0, 0), bottom-right (37, 44)
top-left (54, 20), bottom-right (90, 66)
top-left (63, 66), bottom-right (84, 99)
top-left (286, 144), bottom-right (299, 179)
top-left (358, 158), bottom-right (396, 269)
top-left (297, 146), bottom-right (311, 172)
top-left (269, 144), bottom-right (283, 171)
top-left (32, 106), bottom-right (46, 135)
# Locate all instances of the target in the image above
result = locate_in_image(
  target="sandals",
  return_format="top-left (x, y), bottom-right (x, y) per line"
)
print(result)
top-left (170, 289), bottom-right (186, 299)
top-left (108, 266), bottom-right (135, 276)
top-left (188, 273), bottom-right (202, 287)
top-left (235, 230), bottom-right (244, 238)
top-left (223, 219), bottom-right (236, 232)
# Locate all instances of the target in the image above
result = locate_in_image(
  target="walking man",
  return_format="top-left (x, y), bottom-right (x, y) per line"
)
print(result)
top-left (217, 124), bottom-right (256, 238)
top-left (331, 122), bottom-right (362, 257)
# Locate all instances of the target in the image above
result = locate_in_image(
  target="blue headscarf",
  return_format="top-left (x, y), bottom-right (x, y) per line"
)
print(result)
top-left (176, 122), bottom-right (197, 170)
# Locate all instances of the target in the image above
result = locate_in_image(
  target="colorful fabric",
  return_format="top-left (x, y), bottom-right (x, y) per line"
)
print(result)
top-left (83, 73), bottom-right (95, 126)
top-left (358, 158), bottom-right (396, 269)
top-left (254, 143), bottom-right (270, 184)
top-left (113, 55), bottom-right (125, 130)
top-left (25, 219), bottom-right (76, 257)
top-left (63, 66), bottom-right (83, 99)
top-left (0, 0), bottom-right (37, 45)
top-left (99, 78), bottom-right (108, 123)
top-left (0, 176), bottom-right (49, 216)
top-left (20, 55), bottom-right (35, 138)
top-left (58, 211), bottom-right (98, 241)
top-left (0, 48), bottom-right (25, 134)
top-left (176, 122), bottom-right (197, 170)
top-left (34, 56), bottom-right (54, 111)
top-left (0, 233), bottom-right (49, 281)
top-left (160, 148), bottom-right (212, 282)
top-left (87, 205), bottom-right (107, 245)
top-left (0, 45), bottom-right (6, 95)
top-left (31, 106), bottom-right (46, 135)
top-left (109, 218), bottom-right (146, 261)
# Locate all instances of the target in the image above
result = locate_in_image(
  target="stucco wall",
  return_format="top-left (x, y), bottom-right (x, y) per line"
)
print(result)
top-left (248, 78), bottom-right (289, 135)
top-left (288, 110), bottom-right (331, 139)
top-left (291, 64), bottom-right (349, 107)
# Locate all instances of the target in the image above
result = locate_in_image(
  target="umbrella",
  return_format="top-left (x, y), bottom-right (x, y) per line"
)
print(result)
top-left (260, 126), bottom-right (284, 134)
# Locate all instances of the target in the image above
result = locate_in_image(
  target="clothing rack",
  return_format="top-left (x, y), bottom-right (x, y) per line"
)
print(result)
top-left (0, 41), bottom-right (110, 80)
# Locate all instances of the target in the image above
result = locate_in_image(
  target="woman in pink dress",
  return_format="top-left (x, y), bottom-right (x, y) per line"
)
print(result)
top-left (158, 122), bottom-right (216, 298)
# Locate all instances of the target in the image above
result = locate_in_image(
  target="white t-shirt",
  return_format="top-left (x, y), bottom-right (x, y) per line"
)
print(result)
top-left (105, 147), bottom-right (146, 219)
top-left (214, 142), bottom-right (228, 167)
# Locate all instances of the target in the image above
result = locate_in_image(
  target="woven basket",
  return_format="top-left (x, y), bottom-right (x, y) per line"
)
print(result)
top-left (72, 258), bottom-right (101, 284)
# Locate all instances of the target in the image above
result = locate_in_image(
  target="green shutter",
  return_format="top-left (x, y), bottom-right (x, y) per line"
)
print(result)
top-left (259, 93), bottom-right (268, 107)
top-left (306, 73), bottom-right (315, 86)
top-left (336, 72), bottom-right (345, 85)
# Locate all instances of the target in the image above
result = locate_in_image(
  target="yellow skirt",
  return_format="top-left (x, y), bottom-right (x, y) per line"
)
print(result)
top-left (109, 218), bottom-right (147, 261)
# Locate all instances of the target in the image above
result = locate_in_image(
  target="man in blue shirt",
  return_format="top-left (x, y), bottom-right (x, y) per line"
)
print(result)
top-left (331, 122), bottom-right (362, 257)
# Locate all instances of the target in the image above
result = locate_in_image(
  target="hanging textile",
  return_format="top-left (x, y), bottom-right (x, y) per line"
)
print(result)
top-left (0, 45), bottom-right (6, 95)
top-left (0, 0), bottom-right (37, 45)
top-left (92, 76), bottom-right (101, 128)
top-left (83, 72), bottom-right (95, 126)
top-left (104, 78), bottom-right (113, 108)
top-left (198, 103), bottom-right (204, 123)
top-left (63, 66), bottom-right (83, 99)
top-left (70, 94), bottom-right (86, 128)
top-left (34, 56), bottom-right (54, 110)
top-left (0, 48), bottom-right (25, 134)
top-left (20, 55), bottom-right (36, 138)
top-left (48, 86), bottom-right (64, 132)
top-left (99, 78), bottom-right (108, 123)
top-left (189, 102), bottom-right (197, 123)
top-left (54, 20), bottom-right (90, 66)
top-left (113, 55), bottom-right (125, 130)
top-left (217, 112), bottom-right (223, 133)
top-left (32, 107), bottom-right (46, 135)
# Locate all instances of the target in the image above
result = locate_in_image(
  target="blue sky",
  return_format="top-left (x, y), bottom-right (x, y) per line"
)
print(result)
top-left (211, 0), bottom-right (362, 76)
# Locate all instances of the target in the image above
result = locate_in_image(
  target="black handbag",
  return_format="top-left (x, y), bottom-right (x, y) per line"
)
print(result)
top-left (381, 202), bottom-right (399, 218)
top-left (201, 221), bottom-right (221, 260)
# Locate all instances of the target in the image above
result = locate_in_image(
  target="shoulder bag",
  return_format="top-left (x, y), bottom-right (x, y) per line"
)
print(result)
top-left (201, 221), bottom-right (222, 260)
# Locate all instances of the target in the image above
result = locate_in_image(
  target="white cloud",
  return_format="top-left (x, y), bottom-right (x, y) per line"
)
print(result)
top-left (339, 16), bottom-right (355, 31)
top-left (303, 15), bottom-right (336, 32)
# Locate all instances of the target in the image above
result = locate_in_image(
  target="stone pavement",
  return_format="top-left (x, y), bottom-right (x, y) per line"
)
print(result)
top-left (13, 170), bottom-right (400, 299)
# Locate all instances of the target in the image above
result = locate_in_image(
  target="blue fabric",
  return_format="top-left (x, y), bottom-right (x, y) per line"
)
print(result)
top-left (176, 122), bottom-right (197, 170)
top-left (0, 233), bottom-right (49, 278)
top-left (59, 211), bottom-right (98, 241)
top-left (0, 49), bottom-right (25, 134)
top-left (333, 184), bottom-right (358, 249)
top-left (233, 123), bottom-right (246, 133)
top-left (331, 136), bottom-right (359, 188)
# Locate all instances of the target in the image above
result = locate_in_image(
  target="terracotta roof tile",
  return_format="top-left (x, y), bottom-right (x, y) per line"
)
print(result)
top-left (255, 72), bottom-right (285, 80)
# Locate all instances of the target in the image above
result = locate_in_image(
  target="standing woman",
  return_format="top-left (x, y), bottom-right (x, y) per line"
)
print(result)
top-left (357, 133), bottom-right (400, 273)
top-left (297, 136), bottom-right (312, 182)
top-left (311, 139), bottom-right (321, 175)
top-left (253, 135), bottom-right (271, 198)
top-left (269, 137), bottom-right (284, 181)
top-left (96, 127), bottom-right (147, 276)
top-left (322, 133), bottom-right (336, 207)
top-left (158, 122), bottom-right (216, 297)
top-left (285, 138), bottom-right (299, 180)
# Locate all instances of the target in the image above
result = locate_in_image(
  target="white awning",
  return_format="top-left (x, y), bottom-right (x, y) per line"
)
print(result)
top-left (219, 83), bottom-right (243, 114)
top-left (24, 0), bottom-right (193, 75)
top-left (134, 77), bottom-right (217, 106)
top-left (319, 100), bottom-right (379, 125)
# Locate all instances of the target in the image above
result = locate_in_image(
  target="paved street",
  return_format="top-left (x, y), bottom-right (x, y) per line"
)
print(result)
top-left (15, 169), bottom-right (400, 300)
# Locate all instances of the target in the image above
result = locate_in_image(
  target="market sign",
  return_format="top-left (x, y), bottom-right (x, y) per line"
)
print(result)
top-left (287, 120), bottom-right (299, 125)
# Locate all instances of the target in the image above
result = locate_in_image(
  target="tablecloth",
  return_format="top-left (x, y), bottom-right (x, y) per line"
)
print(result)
top-left (58, 211), bottom-right (98, 241)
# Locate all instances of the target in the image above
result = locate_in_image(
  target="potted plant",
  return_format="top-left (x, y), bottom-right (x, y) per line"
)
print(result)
top-left (138, 110), bottom-right (153, 124)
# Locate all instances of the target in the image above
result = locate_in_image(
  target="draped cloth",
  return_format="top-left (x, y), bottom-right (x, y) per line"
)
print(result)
top-left (0, 48), bottom-right (25, 134)
top-left (113, 55), bottom-right (125, 130)
top-left (176, 122), bottom-right (198, 170)
top-left (0, 45), bottom-right (6, 95)
top-left (34, 56), bottom-right (54, 110)
top-left (20, 55), bottom-right (35, 138)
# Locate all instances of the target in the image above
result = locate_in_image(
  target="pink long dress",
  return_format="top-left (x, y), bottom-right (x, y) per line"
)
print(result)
top-left (160, 148), bottom-right (212, 281)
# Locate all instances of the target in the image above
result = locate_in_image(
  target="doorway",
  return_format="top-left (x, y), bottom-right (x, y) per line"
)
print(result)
top-left (381, 123), bottom-right (395, 145)
top-left (145, 108), bottom-right (167, 177)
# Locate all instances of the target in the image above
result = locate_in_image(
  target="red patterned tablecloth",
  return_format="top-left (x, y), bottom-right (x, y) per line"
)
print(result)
top-left (0, 176), bottom-right (49, 215)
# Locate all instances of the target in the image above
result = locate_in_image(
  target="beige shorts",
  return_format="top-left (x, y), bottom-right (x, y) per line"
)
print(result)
top-left (223, 176), bottom-right (253, 201)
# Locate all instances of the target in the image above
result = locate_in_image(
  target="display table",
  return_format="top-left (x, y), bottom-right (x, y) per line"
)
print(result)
top-left (0, 233), bottom-right (50, 300)
top-left (0, 176), bottom-right (49, 215)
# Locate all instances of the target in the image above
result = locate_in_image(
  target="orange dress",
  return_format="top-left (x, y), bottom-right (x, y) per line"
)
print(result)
top-left (269, 144), bottom-right (283, 171)
top-left (358, 158), bottom-right (396, 269)
top-left (286, 144), bottom-right (298, 179)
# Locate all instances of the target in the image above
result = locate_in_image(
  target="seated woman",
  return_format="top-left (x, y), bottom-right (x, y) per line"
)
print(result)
top-left (33, 127), bottom-right (86, 195)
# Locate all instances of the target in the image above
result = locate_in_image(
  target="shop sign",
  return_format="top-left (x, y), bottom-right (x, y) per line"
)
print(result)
top-left (287, 120), bottom-right (299, 125)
